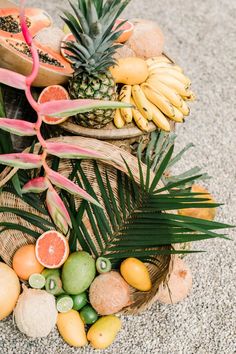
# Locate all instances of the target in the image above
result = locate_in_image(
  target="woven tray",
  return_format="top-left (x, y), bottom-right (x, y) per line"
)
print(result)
top-left (0, 136), bottom-right (174, 314)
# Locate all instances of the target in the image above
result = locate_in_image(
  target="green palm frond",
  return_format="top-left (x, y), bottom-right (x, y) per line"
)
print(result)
top-left (59, 148), bottom-right (231, 266)
top-left (0, 134), bottom-right (233, 266)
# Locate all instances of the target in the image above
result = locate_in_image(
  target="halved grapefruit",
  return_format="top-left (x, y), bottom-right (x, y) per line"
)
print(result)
top-left (0, 7), bottom-right (52, 40)
top-left (35, 230), bottom-right (70, 269)
top-left (113, 19), bottom-right (134, 43)
top-left (61, 33), bottom-right (76, 63)
top-left (38, 85), bottom-right (70, 125)
top-left (0, 37), bottom-right (73, 86)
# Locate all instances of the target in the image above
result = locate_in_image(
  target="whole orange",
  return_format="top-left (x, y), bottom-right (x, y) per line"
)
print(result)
top-left (12, 244), bottom-right (44, 280)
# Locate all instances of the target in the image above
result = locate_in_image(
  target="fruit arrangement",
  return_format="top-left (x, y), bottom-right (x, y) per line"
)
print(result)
top-left (0, 0), bottom-right (233, 352)
top-left (2, 229), bottom-right (156, 349)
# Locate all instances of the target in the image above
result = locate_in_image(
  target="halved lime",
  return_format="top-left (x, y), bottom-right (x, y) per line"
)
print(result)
top-left (71, 292), bottom-right (88, 311)
top-left (56, 294), bottom-right (73, 313)
top-left (29, 273), bottom-right (46, 289)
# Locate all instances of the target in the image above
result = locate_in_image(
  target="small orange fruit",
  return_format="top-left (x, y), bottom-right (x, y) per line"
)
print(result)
top-left (13, 244), bottom-right (44, 281)
top-left (35, 230), bottom-right (70, 269)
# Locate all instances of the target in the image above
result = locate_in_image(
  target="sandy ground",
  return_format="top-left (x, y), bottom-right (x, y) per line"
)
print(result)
top-left (0, 0), bottom-right (235, 353)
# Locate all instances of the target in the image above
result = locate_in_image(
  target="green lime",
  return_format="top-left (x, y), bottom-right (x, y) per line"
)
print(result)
top-left (71, 292), bottom-right (88, 311)
top-left (41, 268), bottom-right (60, 279)
top-left (28, 273), bottom-right (46, 289)
top-left (56, 294), bottom-right (73, 313)
top-left (80, 305), bottom-right (98, 325)
top-left (96, 257), bottom-right (112, 274)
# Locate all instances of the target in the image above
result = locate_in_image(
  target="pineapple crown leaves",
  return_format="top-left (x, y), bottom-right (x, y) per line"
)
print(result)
top-left (61, 0), bottom-right (131, 73)
top-left (0, 1), bottom-right (131, 234)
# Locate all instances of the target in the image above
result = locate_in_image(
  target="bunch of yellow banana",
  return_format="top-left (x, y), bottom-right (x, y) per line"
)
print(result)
top-left (113, 55), bottom-right (195, 132)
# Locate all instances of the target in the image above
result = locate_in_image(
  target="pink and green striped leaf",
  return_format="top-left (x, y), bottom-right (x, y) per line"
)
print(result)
top-left (0, 153), bottom-right (42, 169)
top-left (47, 168), bottom-right (101, 208)
top-left (46, 142), bottom-right (108, 160)
top-left (39, 99), bottom-right (131, 118)
top-left (0, 118), bottom-right (36, 136)
top-left (46, 187), bottom-right (72, 234)
top-left (22, 177), bottom-right (49, 194)
top-left (0, 68), bottom-right (26, 90)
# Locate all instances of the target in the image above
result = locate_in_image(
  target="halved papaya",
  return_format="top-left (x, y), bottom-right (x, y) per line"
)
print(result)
top-left (0, 37), bottom-right (73, 86)
top-left (0, 8), bottom-right (52, 39)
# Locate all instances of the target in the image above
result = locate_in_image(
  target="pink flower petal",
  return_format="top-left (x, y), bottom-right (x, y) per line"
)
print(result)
top-left (0, 68), bottom-right (26, 90)
top-left (46, 142), bottom-right (108, 160)
top-left (0, 118), bottom-right (36, 136)
top-left (22, 177), bottom-right (49, 194)
top-left (0, 153), bottom-right (42, 169)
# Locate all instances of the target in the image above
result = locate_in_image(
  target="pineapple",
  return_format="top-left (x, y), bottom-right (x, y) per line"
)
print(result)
top-left (62, 0), bottom-right (130, 128)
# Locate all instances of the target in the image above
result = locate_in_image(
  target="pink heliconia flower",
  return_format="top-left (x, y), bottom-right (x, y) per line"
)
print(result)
top-left (0, 153), bottom-right (42, 169)
top-left (46, 187), bottom-right (72, 235)
top-left (47, 168), bottom-right (101, 207)
top-left (39, 99), bottom-right (130, 118)
top-left (0, 118), bottom-right (36, 136)
top-left (22, 177), bottom-right (50, 194)
top-left (46, 142), bottom-right (108, 160)
top-left (0, 68), bottom-right (26, 90)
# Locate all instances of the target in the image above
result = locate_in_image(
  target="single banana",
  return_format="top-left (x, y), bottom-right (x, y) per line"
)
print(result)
top-left (145, 98), bottom-right (171, 131)
top-left (114, 109), bottom-right (125, 128)
top-left (148, 68), bottom-right (191, 87)
top-left (156, 74), bottom-right (190, 97)
top-left (130, 98), bottom-right (149, 132)
top-left (131, 85), bottom-right (153, 120)
top-left (178, 98), bottom-right (190, 116)
top-left (171, 106), bottom-right (184, 122)
top-left (119, 85), bottom-right (132, 123)
top-left (146, 55), bottom-right (171, 66)
top-left (148, 62), bottom-right (183, 73)
top-left (147, 76), bottom-right (183, 108)
top-left (141, 83), bottom-right (175, 119)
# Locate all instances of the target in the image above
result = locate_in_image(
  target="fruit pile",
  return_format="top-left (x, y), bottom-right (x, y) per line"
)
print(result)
top-left (2, 211), bottom-right (212, 348)
top-left (2, 230), bottom-right (158, 349)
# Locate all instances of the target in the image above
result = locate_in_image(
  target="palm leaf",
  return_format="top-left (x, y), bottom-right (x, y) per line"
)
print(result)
top-left (67, 152), bottom-right (231, 264)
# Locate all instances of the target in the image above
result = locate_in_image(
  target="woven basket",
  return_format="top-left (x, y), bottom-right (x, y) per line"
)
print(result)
top-left (0, 136), bottom-right (174, 314)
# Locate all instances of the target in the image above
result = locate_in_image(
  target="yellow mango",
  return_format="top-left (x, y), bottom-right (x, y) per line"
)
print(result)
top-left (57, 309), bottom-right (87, 347)
top-left (120, 258), bottom-right (152, 291)
top-left (87, 315), bottom-right (122, 349)
top-left (109, 57), bottom-right (148, 85)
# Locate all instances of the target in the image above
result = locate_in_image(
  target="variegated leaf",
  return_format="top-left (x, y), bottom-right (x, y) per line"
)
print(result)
top-left (47, 168), bottom-right (101, 208)
top-left (0, 118), bottom-right (36, 136)
top-left (0, 153), bottom-right (42, 169)
top-left (22, 177), bottom-right (49, 194)
top-left (39, 99), bottom-right (131, 118)
top-left (46, 142), bottom-right (108, 160)
top-left (0, 68), bottom-right (26, 90)
top-left (46, 187), bottom-right (72, 234)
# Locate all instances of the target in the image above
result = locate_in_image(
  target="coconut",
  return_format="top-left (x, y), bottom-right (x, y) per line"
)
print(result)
top-left (125, 18), bottom-right (164, 59)
top-left (14, 285), bottom-right (58, 338)
top-left (113, 44), bottom-right (136, 59)
top-left (89, 271), bottom-right (132, 315)
top-left (156, 257), bottom-right (192, 304)
top-left (34, 27), bottom-right (65, 54)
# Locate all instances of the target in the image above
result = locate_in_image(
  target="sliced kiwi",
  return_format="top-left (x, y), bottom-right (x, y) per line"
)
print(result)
top-left (96, 257), bottom-right (112, 274)
top-left (45, 275), bottom-right (63, 295)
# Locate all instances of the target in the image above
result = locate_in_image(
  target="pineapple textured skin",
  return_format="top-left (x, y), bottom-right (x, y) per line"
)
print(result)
top-left (69, 71), bottom-right (117, 128)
